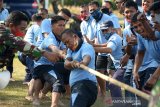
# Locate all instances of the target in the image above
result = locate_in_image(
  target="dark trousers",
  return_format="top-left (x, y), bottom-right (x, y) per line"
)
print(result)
top-left (53, 62), bottom-right (70, 85)
top-left (108, 68), bottom-right (125, 107)
top-left (6, 54), bottom-right (15, 77)
top-left (136, 67), bottom-right (157, 107)
top-left (18, 52), bottom-right (34, 82)
top-left (70, 80), bottom-right (97, 107)
top-left (124, 70), bottom-right (137, 106)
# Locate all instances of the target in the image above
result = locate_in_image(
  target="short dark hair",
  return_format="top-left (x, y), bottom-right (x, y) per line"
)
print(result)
top-left (89, 1), bottom-right (100, 8)
top-left (51, 15), bottom-right (65, 25)
top-left (32, 14), bottom-right (43, 22)
top-left (104, 1), bottom-right (113, 7)
top-left (80, 4), bottom-right (88, 8)
top-left (6, 11), bottom-right (29, 27)
top-left (61, 29), bottom-right (76, 38)
top-left (58, 8), bottom-right (71, 18)
top-left (39, 8), bottom-right (48, 14)
top-left (61, 29), bottom-right (82, 38)
top-left (124, 0), bottom-right (138, 10)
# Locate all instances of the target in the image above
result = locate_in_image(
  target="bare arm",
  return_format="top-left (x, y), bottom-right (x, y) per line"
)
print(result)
top-left (121, 34), bottom-right (137, 67)
top-left (125, 45), bottom-right (132, 56)
top-left (83, 35), bottom-right (90, 43)
top-left (80, 55), bottom-right (91, 66)
top-left (115, 28), bottom-right (122, 37)
top-left (144, 66), bottom-right (160, 89)
top-left (133, 50), bottom-right (145, 88)
top-left (133, 50), bottom-right (145, 74)
top-left (64, 55), bottom-right (91, 70)
top-left (125, 34), bottom-right (137, 55)
top-left (93, 43), bottom-right (107, 47)
top-left (120, 53), bottom-right (130, 67)
top-left (151, 67), bottom-right (160, 79)
top-left (64, 58), bottom-right (73, 70)
top-left (42, 51), bottom-right (60, 62)
top-left (48, 45), bottom-right (66, 59)
top-left (94, 47), bottom-right (112, 53)
top-left (83, 35), bottom-right (96, 46)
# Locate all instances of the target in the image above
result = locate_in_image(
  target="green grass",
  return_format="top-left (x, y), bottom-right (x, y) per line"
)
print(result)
top-left (0, 57), bottom-right (111, 107)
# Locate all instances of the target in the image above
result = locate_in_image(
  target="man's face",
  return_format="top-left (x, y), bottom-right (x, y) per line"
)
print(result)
top-left (115, 0), bottom-right (125, 14)
top-left (61, 34), bottom-right (78, 51)
top-left (132, 21), bottom-right (148, 38)
top-left (52, 20), bottom-right (65, 37)
top-left (38, 10), bottom-right (48, 19)
top-left (89, 4), bottom-right (98, 13)
top-left (142, 0), bottom-right (153, 12)
top-left (102, 2), bottom-right (111, 9)
top-left (124, 7), bottom-right (137, 22)
top-left (80, 6), bottom-right (89, 20)
top-left (10, 21), bottom-right (28, 37)
top-left (58, 12), bottom-right (70, 23)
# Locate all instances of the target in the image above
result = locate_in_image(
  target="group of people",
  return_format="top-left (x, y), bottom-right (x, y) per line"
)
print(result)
top-left (0, 0), bottom-right (160, 107)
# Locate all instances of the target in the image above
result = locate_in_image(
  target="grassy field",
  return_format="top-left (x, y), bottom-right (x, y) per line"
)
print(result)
top-left (0, 57), bottom-right (112, 107)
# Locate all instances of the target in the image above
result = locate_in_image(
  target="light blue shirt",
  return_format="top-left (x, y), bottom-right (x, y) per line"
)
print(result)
top-left (0, 8), bottom-right (9, 21)
top-left (124, 18), bottom-right (130, 28)
top-left (110, 13), bottom-right (121, 29)
top-left (66, 42), bottom-right (97, 86)
top-left (155, 31), bottom-right (160, 39)
top-left (123, 25), bottom-right (132, 47)
top-left (97, 30), bottom-right (107, 45)
top-left (91, 14), bottom-right (112, 56)
top-left (36, 30), bottom-right (44, 46)
top-left (34, 32), bottom-right (66, 68)
top-left (137, 34), bottom-right (160, 66)
top-left (123, 26), bottom-right (159, 71)
top-left (96, 30), bottom-right (108, 56)
top-left (24, 24), bottom-right (40, 45)
top-left (107, 33), bottom-right (123, 69)
top-left (123, 25), bottom-right (136, 70)
top-left (41, 18), bottom-right (52, 34)
top-left (91, 14), bottom-right (112, 37)
top-left (36, 18), bottom-right (52, 46)
top-left (80, 16), bottom-right (96, 42)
